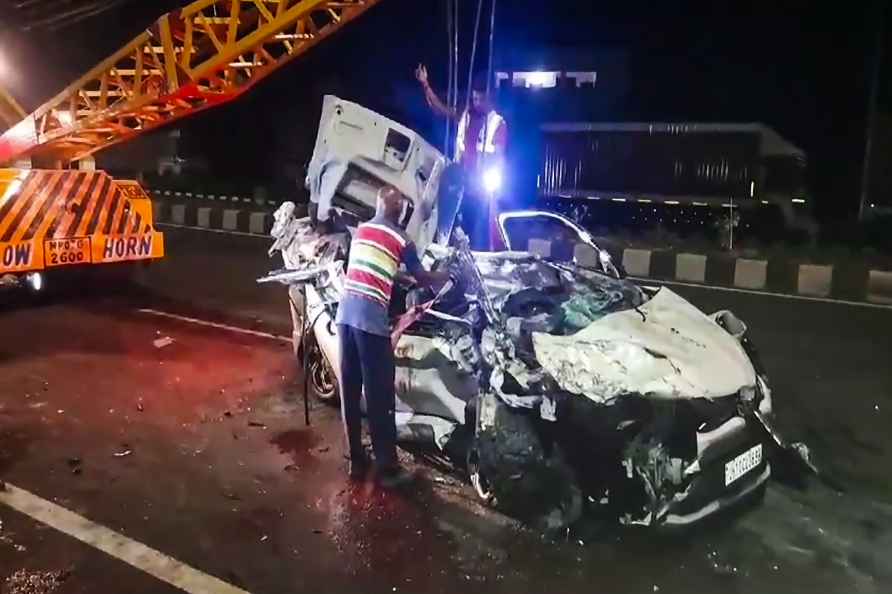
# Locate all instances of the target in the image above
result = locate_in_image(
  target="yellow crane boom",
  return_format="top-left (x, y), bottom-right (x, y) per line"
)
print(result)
top-left (0, 87), bottom-right (27, 133)
top-left (0, 0), bottom-right (382, 166)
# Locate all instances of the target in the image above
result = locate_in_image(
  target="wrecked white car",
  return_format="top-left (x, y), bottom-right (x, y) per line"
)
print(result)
top-left (261, 96), bottom-right (779, 529)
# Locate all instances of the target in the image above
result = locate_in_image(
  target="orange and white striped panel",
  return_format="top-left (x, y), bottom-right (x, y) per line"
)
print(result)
top-left (0, 169), bottom-right (163, 274)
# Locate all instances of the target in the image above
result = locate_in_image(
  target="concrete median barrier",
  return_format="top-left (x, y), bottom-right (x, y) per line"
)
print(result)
top-left (623, 249), bottom-right (652, 277)
top-left (529, 239), bottom-right (551, 258)
top-left (676, 253), bottom-right (707, 283)
top-left (152, 201), bottom-right (166, 225)
top-left (249, 212), bottom-right (270, 235)
top-left (151, 193), bottom-right (275, 236)
top-left (734, 259), bottom-right (768, 290)
top-left (574, 243), bottom-right (600, 268)
top-left (798, 264), bottom-right (833, 297)
top-left (148, 192), bottom-right (892, 305)
top-left (171, 204), bottom-right (187, 225)
top-left (222, 209), bottom-right (241, 231)
top-left (867, 270), bottom-right (892, 304)
top-left (197, 207), bottom-right (212, 228)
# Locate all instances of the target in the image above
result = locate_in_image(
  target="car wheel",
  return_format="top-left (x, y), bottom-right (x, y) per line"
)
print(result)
top-left (307, 340), bottom-right (338, 403)
top-left (469, 394), bottom-right (584, 529)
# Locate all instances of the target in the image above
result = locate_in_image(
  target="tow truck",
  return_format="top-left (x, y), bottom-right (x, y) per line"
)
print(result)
top-left (0, 0), bottom-right (382, 291)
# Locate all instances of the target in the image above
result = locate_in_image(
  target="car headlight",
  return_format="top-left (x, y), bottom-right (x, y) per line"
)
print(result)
top-left (26, 272), bottom-right (43, 292)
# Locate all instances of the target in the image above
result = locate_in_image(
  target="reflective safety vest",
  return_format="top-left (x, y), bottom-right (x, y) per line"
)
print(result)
top-left (344, 222), bottom-right (407, 306)
top-left (455, 109), bottom-right (505, 162)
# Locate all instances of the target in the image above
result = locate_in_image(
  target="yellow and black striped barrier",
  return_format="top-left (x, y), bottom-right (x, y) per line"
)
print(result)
top-left (0, 168), bottom-right (164, 276)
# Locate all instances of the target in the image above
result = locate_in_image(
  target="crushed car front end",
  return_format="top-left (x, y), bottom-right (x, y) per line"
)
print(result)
top-left (260, 95), bottom-right (780, 530)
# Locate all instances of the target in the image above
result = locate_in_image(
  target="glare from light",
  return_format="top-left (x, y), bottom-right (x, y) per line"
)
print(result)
top-left (56, 111), bottom-right (73, 126)
top-left (483, 167), bottom-right (502, 193)
top-left (26, 272), bottom-right (43, 292)
top-left (527, 71), bottom-right (552, 87)
top-left (2, 178), bottom-right (22, 203)
top-left (791, 198), bottom-right (806, 204)
top-left (750, 180), bottom-right (755, 197)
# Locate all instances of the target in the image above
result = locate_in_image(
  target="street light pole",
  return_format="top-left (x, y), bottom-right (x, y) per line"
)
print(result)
top-left (859, 0), bottom-right (885, 220)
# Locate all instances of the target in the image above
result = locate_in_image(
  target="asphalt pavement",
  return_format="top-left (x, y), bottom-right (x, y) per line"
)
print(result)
top-left (0, 225), bottom-right (890, 594)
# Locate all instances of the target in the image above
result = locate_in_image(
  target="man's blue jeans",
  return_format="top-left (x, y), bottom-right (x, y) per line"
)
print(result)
top-left (337, 323), bottom-right (397, 469)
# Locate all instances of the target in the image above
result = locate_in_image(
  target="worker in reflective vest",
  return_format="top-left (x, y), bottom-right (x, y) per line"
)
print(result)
top-left (416, 64), bottom-right (508, 251)
top-left (335, 185), bottom-right (451, 487)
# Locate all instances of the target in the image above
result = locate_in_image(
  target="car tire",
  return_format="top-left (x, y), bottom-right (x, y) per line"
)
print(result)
top-left (468, 394), bottom-right (584, 529)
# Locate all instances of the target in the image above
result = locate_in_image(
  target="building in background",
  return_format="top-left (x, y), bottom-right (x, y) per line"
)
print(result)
top-left (538, 122), bottom-right (806, 206)
top-left (492, 46), bottom-right (812, 242)
top-left (492, 46), bottom-right (628, 208)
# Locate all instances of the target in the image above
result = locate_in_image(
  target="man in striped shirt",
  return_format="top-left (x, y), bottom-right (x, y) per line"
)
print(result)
top-left (335, 185), bottom-right (449, 487)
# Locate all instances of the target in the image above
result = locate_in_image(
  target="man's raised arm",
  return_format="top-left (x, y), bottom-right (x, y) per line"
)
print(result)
top-left (415, 64), bottom-right (459, 121)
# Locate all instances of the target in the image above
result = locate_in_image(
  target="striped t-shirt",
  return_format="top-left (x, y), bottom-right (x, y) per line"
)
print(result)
top-left (335, 215), bottom-right (422, 336)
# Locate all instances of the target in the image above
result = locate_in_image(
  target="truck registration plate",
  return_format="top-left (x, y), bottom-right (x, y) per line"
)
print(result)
top-left (45, 237), bottom-right (91, 267)
top-left (724, 443), bottom-right (762, 486)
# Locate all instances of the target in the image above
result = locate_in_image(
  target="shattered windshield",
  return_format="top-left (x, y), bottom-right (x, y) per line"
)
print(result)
top-left (474, 252), bottom-right (646, 333)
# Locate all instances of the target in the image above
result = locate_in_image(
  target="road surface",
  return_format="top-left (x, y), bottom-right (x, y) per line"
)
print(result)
top-left (0, 226), bottom-right (890, 594)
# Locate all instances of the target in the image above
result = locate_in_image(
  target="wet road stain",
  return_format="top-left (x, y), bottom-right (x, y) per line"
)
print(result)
top-left (0, 428), bottom-right (34, 475)
top-left (270, 430), bottom-right (322, 466)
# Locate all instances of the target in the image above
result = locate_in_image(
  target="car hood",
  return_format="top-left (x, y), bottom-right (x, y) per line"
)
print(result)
top-left (531, 287), bottom-right (756, 404)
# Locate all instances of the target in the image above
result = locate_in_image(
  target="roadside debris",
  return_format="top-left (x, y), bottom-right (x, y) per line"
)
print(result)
top-left (4, 569), bottom-right (68, 594)
top-left (248, 421), bottom-right (267, 429)
top-left (0, 523), bottom-right (27, 553)
top-left (113, 447), bottom-right (132, 458)
top-left (136, 401), bottom-right (144, 412)
top-left (153, 336), bottom-right (174, 349)
top-left (66, 457), bottom-right (82, 475)
top-left (706, 549), bottom-right (740, 577)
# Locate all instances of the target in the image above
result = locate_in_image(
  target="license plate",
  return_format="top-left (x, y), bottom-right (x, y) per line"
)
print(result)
top-left (45, 237), bottom-right (90, 268)
top-left (724, 443), bottom-right (763, 486)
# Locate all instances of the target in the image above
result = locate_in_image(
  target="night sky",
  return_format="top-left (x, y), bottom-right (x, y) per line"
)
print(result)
top-left (0, 0), bottom-right (888, 220)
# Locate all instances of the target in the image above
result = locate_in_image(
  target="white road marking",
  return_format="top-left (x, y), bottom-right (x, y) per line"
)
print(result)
top-left (137, 308), bottom-right (292, 343)
top-left (156, 222), bottom-right (266, 238)
top-left (0, 482), bottom-right (250, 594)
top-left (634, 276), bottom-right (892, 310)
